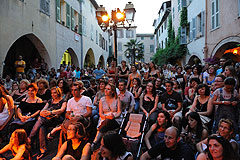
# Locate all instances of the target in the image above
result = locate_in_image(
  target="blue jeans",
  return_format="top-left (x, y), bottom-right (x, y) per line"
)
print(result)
top-left (134, 100), bottom-right (140, 113)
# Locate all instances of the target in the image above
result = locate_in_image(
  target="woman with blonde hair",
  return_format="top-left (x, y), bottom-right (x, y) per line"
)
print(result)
top-left (36, 78), bottom-right (51, 103)
top-left (0, 129), bottom-right (31, 160)
top-left (11, 79), bottom-right (30, 103)
top-left (28, 87), bottom-right (67, 159)
top-left (92, 83), bottom-right (121, 151)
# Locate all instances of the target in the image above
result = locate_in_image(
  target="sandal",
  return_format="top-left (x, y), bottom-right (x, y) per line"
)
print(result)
top-left (46, 132), bottom-right (54, 141)
top-left (36, 151), bottom-right (48, 160)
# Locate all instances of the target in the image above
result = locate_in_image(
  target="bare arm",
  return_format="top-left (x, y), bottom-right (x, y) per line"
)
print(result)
top-left (115, 98), bottom-right (122, 118)
top-left (149, 96), bottom-right (159, 115)
top-left (196, 153), bottom-right (207, 160)
top-left (139, 94), bottom-right (148, 116)
top-left (140, 151), bottom-right (152, 160)
top-left (52, 141), bottom-right (67, 160)
top-left (198, 97), bottom-right (213, 116)
top-left (144, 124), bottom-right (157, 150)
top-left (126, 74), bottom-right (131, 89)
top-left (83, 106), bottom-right (92, 118)
top-left (81, 143), bottom-right (91, 160)
top-left (11, 145), bottom-right (26, 160)
top-left (0, 144), bottom-right (10, 154)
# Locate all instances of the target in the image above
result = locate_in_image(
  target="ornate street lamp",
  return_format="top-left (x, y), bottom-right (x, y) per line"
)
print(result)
top-left (96, 2), bottom-right (136, 62)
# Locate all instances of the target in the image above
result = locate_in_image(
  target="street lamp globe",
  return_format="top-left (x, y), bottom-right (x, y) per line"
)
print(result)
top-left (124, 2), bottom-right (136, 24)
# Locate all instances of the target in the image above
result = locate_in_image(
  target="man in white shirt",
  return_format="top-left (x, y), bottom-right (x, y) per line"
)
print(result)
top-left (66, 81), bottom-right (92, 126)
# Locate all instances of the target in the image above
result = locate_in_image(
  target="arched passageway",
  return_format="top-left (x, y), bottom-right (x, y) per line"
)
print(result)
top-left (98, 55), bottom-right (105, 68)
top-left (3, 34), bottom-right (50, 78)
top-left (211, 37), bottom-right (240, 62)
top-left (188, 55), bottom-right (202, 66)
top-left (84, 48), bottom-right (95, 68)
top-left (60, 48), bottom-right (79, 67)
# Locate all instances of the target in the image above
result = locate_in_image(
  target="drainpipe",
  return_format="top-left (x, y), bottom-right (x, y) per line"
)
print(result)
top-left (80, 1), bottom-right (83, 69)
top-left (204, 0), bottom-right (208, 62)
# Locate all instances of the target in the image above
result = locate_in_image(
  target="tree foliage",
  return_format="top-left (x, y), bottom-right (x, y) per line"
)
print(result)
top-left (124, 39), bottom-right (144, 63)
top-left (153, 8), bottom-right (188, 65)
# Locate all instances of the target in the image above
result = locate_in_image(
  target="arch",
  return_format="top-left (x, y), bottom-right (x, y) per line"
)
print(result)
top-left (98, 55), bottom-right (105, 68)
top-left (187, 55), bottom-right (202, 66)
top-left (84, 48), bottom-right (95, 68)
top-left (211, 36), bottom-right (240, 61)
top-left (3, 33), bottom-right (50, 77)
top-left (60, 48), bottom-right (79, 67)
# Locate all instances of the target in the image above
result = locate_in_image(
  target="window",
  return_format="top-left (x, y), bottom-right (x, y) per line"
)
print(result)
top-left (172, 7), bottom-right (175, 21)
top-left (82, 16), bottom-right (87, 35)
top-left (40, 0), bottom-right (50, 15)
top-left (99, 33), bottom-right (101, 46)
top-left (196, 11), bottom-right (205, 37)
top-left (106, 41), bottom-right (108, 51)
top-left (161, 26), bottom-right (163, 33)
top-left (96, 30), bottom-right (98, 44)
top-left (126, 30), bottom-right (133, 38)
top-left (211, 0), bottom-right (219, 29)
top-left (165, 38), bottom-right (167, 47)
top-left (192, 17), bottom-right (196, 39)
top-left (150, 36), bottom-right (154, 40)
top-left (71, 7), bottom-right (75, 31)
top-left (66, 3), bottom-right (70, 28)
top-left (118, 42), bottom-right (122, 51)
top-left (178, 0), bottom-right (181, 12)
top-left (91, 24), bottom-right (94, 41)
top-left (117, 30), bottom-right (124, 38)
top-left (56, 0), bottom-right (61, 22)
top-left (238, 0), bottom-right (240, 17)
top-left (150, 45), bottom-right (154, 53)
top-left (78, 13), bottom-right (82, 34)
top-left (180, 27), bottom-right (187, 44)
top-left (164, 20), bottom-right (167, 30)
top-left (141, 37), bottom-right (144, 40)
top-left (90, 4), bottom-right (93, 14)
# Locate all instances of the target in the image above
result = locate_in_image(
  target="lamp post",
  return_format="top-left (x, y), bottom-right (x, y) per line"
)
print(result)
top-left (96, 2), bottom-right (136, 63)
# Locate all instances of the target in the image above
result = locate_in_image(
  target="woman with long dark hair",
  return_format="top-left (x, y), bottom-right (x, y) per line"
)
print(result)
top-left (129, 78), bottom-right (142, 113)
top-left (197, 135), bottom-right (239, 160)
top-left (182, 112), bottom-right (208, 153)
top-left (144, 110), bottom-right (172, 150)
top-left (139, 81), bottom-right (159, 126)
top-left (57, 78), bottom-right (71, 101)
top-left (98, 133), bottom-right (133, 160)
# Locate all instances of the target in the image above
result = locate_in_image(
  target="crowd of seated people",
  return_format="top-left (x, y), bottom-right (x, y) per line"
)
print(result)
top-left (0, 58), bottom-right (240, 160)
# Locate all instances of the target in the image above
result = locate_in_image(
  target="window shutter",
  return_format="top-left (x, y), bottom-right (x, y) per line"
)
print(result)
top-left (201, 11), bottom-right (205, 36)
top-left (190, 21), bottom-right (193, 41)
top-left (192, 17), bottom-right (196, 40)
top-left (78, 13), bottom-right (82, 34)
top-left (181, 0), bottom-right (187, 8)
top-left (66, 3), bottom-right (70, 28)
top-left (56, 0), bottom-right (60, 22)
top-left (180, 27), bottom-right (187, 44)
top-left (71, 7), bottom-right (75, 31)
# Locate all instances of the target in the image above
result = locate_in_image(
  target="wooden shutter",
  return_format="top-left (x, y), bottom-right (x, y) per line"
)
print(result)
top-left (56, 0), bottom-right (60, 22)
top-left (71, 7), bottom-right (75, 31)
top-left (78, 13), bottom-right (82, 34)
top-left (66, 3), bottom-right (70, 28)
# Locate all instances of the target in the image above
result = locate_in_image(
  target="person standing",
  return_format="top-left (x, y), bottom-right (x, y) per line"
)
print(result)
top-left (14, 55), bottom-right (26, 78)
top-left (93, 64), bottom-right (106, 81)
